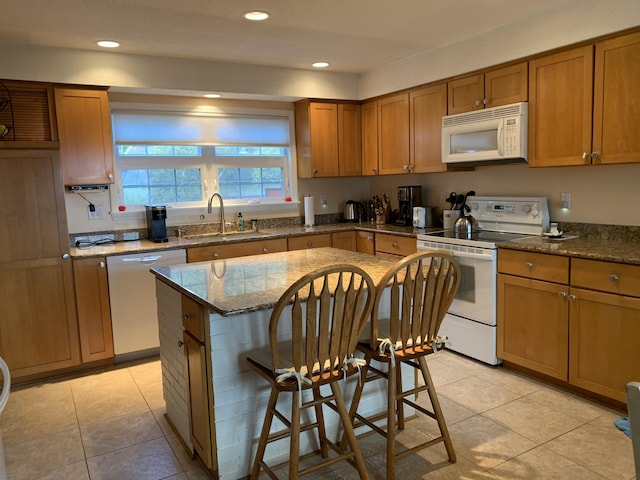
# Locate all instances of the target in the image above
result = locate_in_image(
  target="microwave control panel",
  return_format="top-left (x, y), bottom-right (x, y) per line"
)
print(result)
top-left (502, 117), bottom-right (520, 156)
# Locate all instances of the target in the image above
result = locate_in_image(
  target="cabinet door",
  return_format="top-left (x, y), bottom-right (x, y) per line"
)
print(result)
top-left (356, 231), bottom-right (375, 255)
top-left (485, 62), bottom-right (528, 108)
top-left (410, 83), bottom-right (447, 173)
top-left (378, 93), bottom-right (410, 174)
top-left (331, 231), bottom-right (356, 251)
top-left (497, 274), bottom-right (569, 380)
top-left (447, 74), bottom-right (484, 114)
top-left (73, 257), bottom-right (114, 362)
top-left (184, 331), bottom-right (214, 469)
top-left (309, 102), bottom-right (339, 177)
top-left (55, 88), bottom-right (114, 185)
top-left (528, 46), bottom-right (594, 167)
top-left (287, 233), bottom-right (332, 251)
top-left (361, 101), bottom-right (379, 176)
top-left (569, 287), bottom-right (640, 402)
top-left (338, 104), bottom-right (362, 176)
top-left (592, 31), bottom-right (640, 165)
top-left (0, 150), bottom-right (80, 378)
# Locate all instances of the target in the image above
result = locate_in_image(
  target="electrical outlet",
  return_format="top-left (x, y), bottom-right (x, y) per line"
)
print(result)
top-left (320, 194), bottom-right (327, 207)
top-left (88, 205), bottom-right (104, 220)
top-left (560, 192), bottom-right (571, 209)
top-left (440, 191), bottom-right (447, 203)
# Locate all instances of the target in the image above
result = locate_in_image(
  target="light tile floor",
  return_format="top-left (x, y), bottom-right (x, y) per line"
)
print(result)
top-left (1, 351), bottom-right (635, 479)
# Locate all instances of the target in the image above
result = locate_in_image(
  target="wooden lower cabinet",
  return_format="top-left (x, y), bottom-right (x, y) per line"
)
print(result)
top-left (73, 257), bottom-right (114, 362)
top-left (497, 274), bottom-right (569, 380)
top-left (331, 231), bottom-right (356, 251)
top-left (287, 233), bottom-right (331, 251)
top-left (374, 233), bottom-right (416, 258)
top-left (182, 294), bottom-right (215, 470)
top-left (187, 238), bottom-right (287, 262)
top-left (356, 231), bottom-right (375, 255)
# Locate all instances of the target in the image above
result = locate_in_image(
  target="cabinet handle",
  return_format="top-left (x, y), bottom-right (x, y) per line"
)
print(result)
top-left (372, 168), bottom-right (378, 173)
top-left (609, 274), bottom-right (619, 282)
top-left (367, 236), bottom-right (373, 241)
top-left (178, 340), bottom-right (184, 348)
top-left (183, 314), bottom-right (191, 321)
top-left (62, 253), bottom-right (70, 259)
top-left (582, 152), bottom-right (590, 161)
top-left (213, 253), bottom-right (219, 258)
top-left (313, 169), bottom-right (318, 175)
top-left (558, 291), bottom-right (567, 299)
top-left (98, 261), bottom-right (105, 268)
top-left (392, 242), bottom-right (399, 248)
top-left (263, 247), bottom-right (269, 253)
top-left (524, 262), bottom-right (533, 269)
top-left (568, 294), bottom-right (577, 301)
top-left (591, 151), bottom-right (601, 161)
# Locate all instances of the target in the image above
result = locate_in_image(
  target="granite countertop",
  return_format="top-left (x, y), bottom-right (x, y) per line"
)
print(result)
top-left (70, 223), bottom-right (439, 259)
top-left (151, 247), bottom-right (397, 316)
top-left (499, 235), bottom-right (640, 266)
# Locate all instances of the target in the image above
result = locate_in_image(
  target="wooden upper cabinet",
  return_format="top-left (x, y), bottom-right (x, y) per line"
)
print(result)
top-left (377, 93), bottom-right (410, 175)
top-left (295, 100), bottom-right (361, 178)
top-left (528, 46), bottom-right (594, 167)
top-left (410, 83), bottom-right (448, 173)
top-left (337, 103), bottom-right (362, 176)
top-left (361, 100), bottom-right (379, 176)
top-left (0, 81), bottom-right (57, 146)
top-left (447, 74), bottom-right (484, 114)
top-left (55, 88), bottom-right (114, 185)
top-left (447, 63), bottom-right (528, 114)
top-left (592, 31), bottom-right (640, 165)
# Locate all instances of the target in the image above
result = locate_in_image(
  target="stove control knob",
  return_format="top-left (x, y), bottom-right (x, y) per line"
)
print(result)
top-left (523, 204), bottom-right (532, 213)
top-left (531, 205), bottom-right (540, 217)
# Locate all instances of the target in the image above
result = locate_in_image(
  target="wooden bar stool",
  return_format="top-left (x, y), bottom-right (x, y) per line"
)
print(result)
top-left (246, 264), bottom-right (376, 479)
top-left (343, 251), bottom-right (461, 480)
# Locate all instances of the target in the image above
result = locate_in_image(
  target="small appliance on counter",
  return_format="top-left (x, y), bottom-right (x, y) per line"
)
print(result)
top-left (344, 200), bottom-right (364, 222)
top-left (145, 205), bottom-right (168, 242)
top-left (395, 185), bottom-right (422, 226)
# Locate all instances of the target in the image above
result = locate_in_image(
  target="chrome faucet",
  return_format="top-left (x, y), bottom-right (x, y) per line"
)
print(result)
top-left (207, 192), bottom-right (226, 234)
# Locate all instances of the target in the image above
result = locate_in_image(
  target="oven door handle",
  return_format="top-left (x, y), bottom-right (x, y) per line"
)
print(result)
top-left (418, 246), bottom-right (495, 261)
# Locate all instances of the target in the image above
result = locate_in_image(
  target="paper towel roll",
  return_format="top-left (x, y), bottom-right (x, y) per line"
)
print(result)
top-left (304, 196), bottom-right (315, 226)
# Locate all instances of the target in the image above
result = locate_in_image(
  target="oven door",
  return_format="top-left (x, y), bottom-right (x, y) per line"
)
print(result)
top-left (417, 243), bottom-right (497, 326)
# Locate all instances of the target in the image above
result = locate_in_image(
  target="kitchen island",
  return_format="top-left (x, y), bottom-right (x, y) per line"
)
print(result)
top-left (151, 247), bottom-right (403, 479)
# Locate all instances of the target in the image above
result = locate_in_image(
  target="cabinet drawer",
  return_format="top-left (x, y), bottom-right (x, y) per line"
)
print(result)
top-left (182, 294), bottom-right (205, 342)
top-left (287, 233), bottom-right (331, 251)
top-left (187, 238), bottom-right (287, 262)
top-left (571, 258), bottom-right (640, 297)
top-left (498, 249), bottom-right (569, 283)
top-left (375, 233), bottom-right (416, 257)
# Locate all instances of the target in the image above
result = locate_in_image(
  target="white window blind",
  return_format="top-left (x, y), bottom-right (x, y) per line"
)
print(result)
top-left (112, 111), bottom-right (290, 145)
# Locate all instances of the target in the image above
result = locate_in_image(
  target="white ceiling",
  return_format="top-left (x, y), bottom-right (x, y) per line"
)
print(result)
top-left (1, 0), bottom-right (583, 74)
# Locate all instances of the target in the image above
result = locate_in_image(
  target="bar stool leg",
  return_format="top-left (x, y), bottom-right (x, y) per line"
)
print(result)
top-left (396, 362), bottom-right (405, 430)
top-left (251, 388), bottom-right (279, 480)
top-left (387, 361), bottom-right (397, 480)
top-left (331, 382), bottom-right (369, 479)
top-left (312, 387), bottom-right (329, 457)
top-left (289, 390), bottom-right (302, 480)
top-left (418, 356), bottom-right (456, 462)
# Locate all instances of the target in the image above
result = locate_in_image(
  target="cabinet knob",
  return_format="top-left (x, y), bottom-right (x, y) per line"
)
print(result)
top-left (183, 314), bottom-right (191, 321)
top-left (392, 242), bottom-right (399, 248)
top-left (98, 261), bottom-right (105, 268)
top-left (475, 99), bottom-right (482, 106)
top-left (582, 152), bottom-right (590, 161)
top-left (591, 151), bottom-right (601, 161)
top-left (609, 274), bottom-right (619, 282)
top-left (62, 253), bottom-right (70, 259)
top-left (107, 172), bottom-right (114, 180)
top-left (524, 262), bottom-right (533, 269)
top-left (213, 253), bottom-right (219, 258)
top-left (263, 247), bottom-right (268, 253)
top-left (483, 98), bottom-right (489, 105)
top-left (568, 294), bottom-right (577, 301)
top-left (372, 168), bottom-right (378, 173)
top-left (178, 340), bottom-right (184, 348)
top-left (367, 236), bottom-right (373, 241)
top-left (558, 291), bottom-right (567, 299)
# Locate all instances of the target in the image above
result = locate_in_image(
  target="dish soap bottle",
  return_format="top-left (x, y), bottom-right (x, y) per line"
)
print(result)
top-left (237, 212), bottom-right (244, 231)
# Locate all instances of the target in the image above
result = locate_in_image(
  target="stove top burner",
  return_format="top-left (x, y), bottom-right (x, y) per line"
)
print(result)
top-left (417, 229), bottom-right (534, 249)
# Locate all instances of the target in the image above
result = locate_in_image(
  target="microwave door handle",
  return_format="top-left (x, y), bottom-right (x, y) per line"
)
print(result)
top-left (497, 121), bottom-right (504, 156)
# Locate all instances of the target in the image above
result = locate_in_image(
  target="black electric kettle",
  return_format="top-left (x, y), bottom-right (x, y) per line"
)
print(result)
top-left (344, 200), bottom-right (364, 222)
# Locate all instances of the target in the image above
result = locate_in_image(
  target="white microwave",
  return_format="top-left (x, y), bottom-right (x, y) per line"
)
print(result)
top-left (441, 101), bottom-right (527, 164)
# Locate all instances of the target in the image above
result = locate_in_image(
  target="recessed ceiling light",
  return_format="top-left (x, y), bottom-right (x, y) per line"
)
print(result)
top-left (203, 93), bottom-right (221, 98)
top-left (243, 11), bottom-right (270, 21)
top-left (312, 62), bottom-right (330, 68)
top-left (97, 40), bottom-right (120, 48)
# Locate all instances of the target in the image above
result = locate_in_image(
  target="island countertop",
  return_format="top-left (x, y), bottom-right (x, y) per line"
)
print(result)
top-left (151, 247), bottom-right (396, 316)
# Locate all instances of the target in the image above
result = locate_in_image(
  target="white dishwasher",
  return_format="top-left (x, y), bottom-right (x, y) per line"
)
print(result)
top-left (107, 248), bottom-right (186, 362)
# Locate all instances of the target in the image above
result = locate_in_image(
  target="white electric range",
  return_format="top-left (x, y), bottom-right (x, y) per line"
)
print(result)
top-left (417, 196), bottom-right (549, 365)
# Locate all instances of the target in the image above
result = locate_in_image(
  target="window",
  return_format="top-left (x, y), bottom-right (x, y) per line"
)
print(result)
top-left (111, 108), bottom-right (296, 213)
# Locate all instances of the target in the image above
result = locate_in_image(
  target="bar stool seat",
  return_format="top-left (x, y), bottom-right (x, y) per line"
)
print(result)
top-left (247, 264), bottom-right (376, 480)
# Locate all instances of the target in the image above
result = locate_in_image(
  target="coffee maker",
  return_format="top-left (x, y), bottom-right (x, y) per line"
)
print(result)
top-left (395, 185), bottom-right (422, 226)
top-left (145, 205), bottom-right (168, 242)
